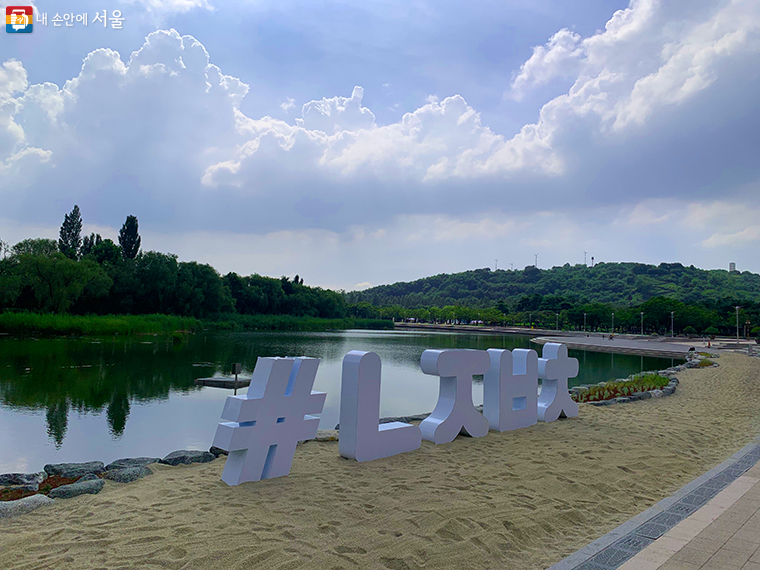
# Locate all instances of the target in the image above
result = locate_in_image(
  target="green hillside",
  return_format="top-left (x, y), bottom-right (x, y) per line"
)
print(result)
top-left (345, 263), bottom-right (760, 336)
top-left (348, 263), bottom-right (760, 308)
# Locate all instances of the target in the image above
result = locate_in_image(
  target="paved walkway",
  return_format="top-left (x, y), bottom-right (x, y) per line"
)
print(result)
top-left (548, 440), bottom-right (760, 570)
top-left (532, 336), bottom-right (698, 358)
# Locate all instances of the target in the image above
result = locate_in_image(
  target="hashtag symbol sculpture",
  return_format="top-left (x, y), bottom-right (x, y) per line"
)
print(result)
top-left (213, 356), bottom-right (326, 486)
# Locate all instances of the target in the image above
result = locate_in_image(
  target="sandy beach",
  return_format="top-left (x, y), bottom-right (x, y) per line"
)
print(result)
top-left (3, 352), bottom-right (760, 570)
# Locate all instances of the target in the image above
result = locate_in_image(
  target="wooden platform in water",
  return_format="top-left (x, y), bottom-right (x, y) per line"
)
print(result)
top-left (194, 377), bottom-right (251, 389)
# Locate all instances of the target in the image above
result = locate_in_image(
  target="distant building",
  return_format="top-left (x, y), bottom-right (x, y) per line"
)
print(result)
top-left (729, 262), bottom-right (737, 273)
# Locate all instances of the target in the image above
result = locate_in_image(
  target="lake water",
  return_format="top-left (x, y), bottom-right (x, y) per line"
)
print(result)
top-left (0, 329), bottom-right (680, 473)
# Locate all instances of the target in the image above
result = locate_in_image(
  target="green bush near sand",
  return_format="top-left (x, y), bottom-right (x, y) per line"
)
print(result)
top-left (0, 312), bottom-right (201, 337)
top-left (573, 373), bottom-right (671, 403)
top-left (203, 313), bottom-right (394, 332)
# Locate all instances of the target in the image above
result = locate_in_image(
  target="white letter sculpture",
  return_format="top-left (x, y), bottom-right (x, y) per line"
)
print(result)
top-left (339, 351), bottom-right (422, 462)
top-left (484, 348), bottom-right (539, 432)
top-left (419, 349), bottom-right (490, 444)
top-left (213, 356), bottom-right (326, 486)
top-left (537, 343), bottom-right (579, 422)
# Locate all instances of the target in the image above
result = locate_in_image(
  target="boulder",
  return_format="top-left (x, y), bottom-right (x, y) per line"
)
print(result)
top-left (662, 387), bottom-right (676, 396)
top-left (160, 450), bottom-right (215, 466)
top-left (315, 430), bottom-right (339, 442)
top-left (44, 461), bottom-right (104, 478)
top-left (650, 389), bottom-right (664, 398)
top-left (48, 477), bottom-right (104, 499)
top-left (105, 457), bottom-right (161, 471)
top-left (0, 471), bottom-right (46, 490)
top-left (615, 397), bottom-right (632, 404)
top-left (0, 494), bottom-right (54, 519)
top-left (209, 446), bottom-right (228, 458)
top-left (633, 391), bottom-right (652, 400)
top-left (103, 466), bottom-right (152, 483)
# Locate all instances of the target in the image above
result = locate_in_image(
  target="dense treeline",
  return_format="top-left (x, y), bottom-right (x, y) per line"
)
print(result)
top-left (347, 263), bottom-right (760, 307)
top-left (0, 206), bottom-right (346, 322)
top-left (346, 263), bottom-right (760, 337)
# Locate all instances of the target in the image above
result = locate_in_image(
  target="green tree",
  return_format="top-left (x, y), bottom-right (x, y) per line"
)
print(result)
top-left (119, 215), bottom-right (141, 259)
top-left (11, 238), bottom-right (59, 258)
top-left (90, 239), bottom-right (122, 266)
top-left (17, 253), bottom-right (112, 312)
top-left (81, 233), bottom-right (102, 257)
top-left (58, 205), bottom-right (83, 260)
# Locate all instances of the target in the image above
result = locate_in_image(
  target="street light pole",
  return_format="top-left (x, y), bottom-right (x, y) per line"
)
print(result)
top-left (671, 311), bottom-right (674, 338)
top-left (736, 306), bottom-right (741, 340)
top-left (556, 312), bottom-right (559, 331)
top-left (583, 313), bottom-right (587, 332)
top-left (612, 312), bottom-right (615, 334)
top-left (641, 312), bottom-right (644, 337)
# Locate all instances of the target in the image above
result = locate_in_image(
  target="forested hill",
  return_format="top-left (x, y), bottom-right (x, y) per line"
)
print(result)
top-left (346, 263), bottom-right (760, 308)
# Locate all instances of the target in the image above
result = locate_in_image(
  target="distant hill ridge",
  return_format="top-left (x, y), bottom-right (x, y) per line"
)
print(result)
top-left (347, 262), bottom-right (760, 308)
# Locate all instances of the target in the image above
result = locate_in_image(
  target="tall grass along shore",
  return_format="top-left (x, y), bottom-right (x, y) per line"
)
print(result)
top-left (0, 312), bottom-right (393, 337)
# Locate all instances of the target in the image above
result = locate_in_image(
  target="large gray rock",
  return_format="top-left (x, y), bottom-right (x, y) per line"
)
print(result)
top-left (48, 477), bottom-right (104, 499)
top-left (0, 471), bottom-right (46, 490)
top-left (315, 430), bottom-right (339, 442)
top-left (105, 457), bottom-right (160, 471)
top-left (44, 461), bottom-right (104, 478)
top-left (103, 466), bottom-right (152, 483)
top-left (0, 494), bottom-right (54, 519)
top-left (160, 450), bottom-right (215, 466)
top-left (209, 446), bottom-right (228, 458)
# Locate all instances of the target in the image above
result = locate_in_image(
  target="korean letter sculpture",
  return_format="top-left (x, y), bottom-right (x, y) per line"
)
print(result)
top-left (483, 348), bottom-right (539, 432)
top-left (419, 349), bottom-right (490, 444)
top-left (213, 356), bottom-right (326, 486)
top-left (537, 343), bottom-right (579, 421)
top-left (339, 351), bottom-right (422, 461)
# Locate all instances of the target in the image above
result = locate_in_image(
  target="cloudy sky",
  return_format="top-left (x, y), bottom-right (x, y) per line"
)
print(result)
top-left (1, 0), bottom-right (759, 290)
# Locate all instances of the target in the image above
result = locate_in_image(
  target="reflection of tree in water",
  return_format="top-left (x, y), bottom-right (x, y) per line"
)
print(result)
top-left (0, 332), bottom-right (680, 447)
top-left (106, 393), bottom-right (130, 436)
top-left (45, 400), bottom-right (69, 448)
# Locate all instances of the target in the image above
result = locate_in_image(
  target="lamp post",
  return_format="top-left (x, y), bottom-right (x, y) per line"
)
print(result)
top-left (641, 312), bottom-right (644, 337)
top-left (529, 313), bottom-right (532, 329)
top-left (671, 311), bottom-right (674, 338)
top-left (583, 313), bottom-right (587, 332)
top-left (556, 312), bottom-right (559, 331)
top-left (735, 306), bottom-right (740, 340)
top-left (611, 312), bottom-right (615, 334)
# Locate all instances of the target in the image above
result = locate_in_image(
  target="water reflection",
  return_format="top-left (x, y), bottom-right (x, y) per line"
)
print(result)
top-left (0, 330), bottom-right (679, 469)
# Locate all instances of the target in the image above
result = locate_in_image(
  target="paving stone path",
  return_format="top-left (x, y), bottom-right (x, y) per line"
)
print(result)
top-left (548, 438), bottom-right (760, 570)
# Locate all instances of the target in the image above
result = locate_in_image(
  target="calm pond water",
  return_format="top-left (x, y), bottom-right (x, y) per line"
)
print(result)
top-left (0, 329), bottom-right (680, 473)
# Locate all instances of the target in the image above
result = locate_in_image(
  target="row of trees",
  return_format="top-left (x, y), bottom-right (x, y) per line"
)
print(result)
top-left (0, 207), bottom-right (346, 319)
top-left (348, 295), bottom-right (760, 337)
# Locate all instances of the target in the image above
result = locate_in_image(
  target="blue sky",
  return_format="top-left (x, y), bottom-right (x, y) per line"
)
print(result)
top-left (1, 0), bottom-right (759, 290)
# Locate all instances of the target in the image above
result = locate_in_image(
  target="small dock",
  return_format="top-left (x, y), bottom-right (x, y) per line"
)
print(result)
top-left (194, 377), bottom-right (251, 389)
top-left (531, 336), bottom-right (696, 358)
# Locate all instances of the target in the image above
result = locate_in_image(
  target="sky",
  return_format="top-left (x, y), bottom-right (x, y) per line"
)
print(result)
top-left (1, 0), bottom-right (759, 291)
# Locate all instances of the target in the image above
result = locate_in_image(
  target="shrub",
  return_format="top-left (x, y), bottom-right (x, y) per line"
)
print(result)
top-left (573, 373), bottom-right (671, 403)
top-left (697, 359), bottom-right (714, 367)
top-left (683, 326), bottom-right (698, 336)
top-left (704, 326), bottom-right (720, 335)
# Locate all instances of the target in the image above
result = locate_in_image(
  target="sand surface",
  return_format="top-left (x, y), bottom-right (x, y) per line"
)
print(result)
top-left (3, 353), bottom-right (760, 570)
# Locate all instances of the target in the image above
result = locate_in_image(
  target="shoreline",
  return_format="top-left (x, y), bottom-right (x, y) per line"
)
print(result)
top-left (3, 352), bottom-right (760, 569)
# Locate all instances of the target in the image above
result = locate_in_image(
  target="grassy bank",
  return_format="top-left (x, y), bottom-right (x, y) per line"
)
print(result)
top-left (203, 314), bottom-right (394, 332)
top-left (0, 312), bottom-right (201, 337)
top-left (0, 312), bottom-right (394, 337)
